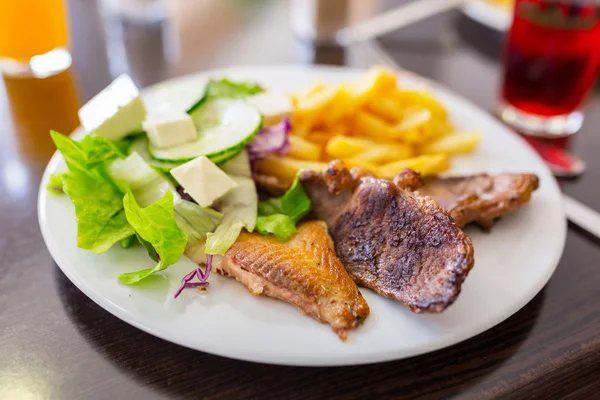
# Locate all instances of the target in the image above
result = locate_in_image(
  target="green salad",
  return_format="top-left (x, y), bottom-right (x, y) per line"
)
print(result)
top-left (50, 75), bottom-right (309, 296)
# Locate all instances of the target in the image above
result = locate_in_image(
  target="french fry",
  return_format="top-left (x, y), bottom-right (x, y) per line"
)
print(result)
top-left (291, 116), bottom-right (312, 138)
top-left (324, 67), bottom-right (397, 127)
top-left (350, 143), bottom-right (413, 164)
top-left (326, 135), bottom-right (413, 163)
top-left (342, 159), bottom-right (381, 175)
top-left (427, 119), bottom-right (455, 140)
top-left (421, 130), bottom-right (481, 155)
top-left (379, 154), bottom-right (449, 179)
top-left (326, 135), bottom-right (369, 158)
top-left (288, 135), bottom-right (322, 161)
top-left (354, 111), bottom-right (397, 140)
top-left (294, 84), bottom-right (345, 119)
top-left (366, 95), bottom-right (404, 123)
top-left (294, 81), bottom-right (324, 101)
top-left (256, 155), bottom-right (328, 185)
top-left (285, 68), bottom-right (480, 176)
top-left (330, 121), bottom-right (352, 137)
top-left (346, 67), bottom-right (397, 105)
top-left (305, 131), bottom-right (332, 146)
top-left (392, 107), bottom-right (433, 143)
top-left (362, 66), bottom-right (398, 91)
top-left (392, 90), bottom-right (448, 120)
top-left (322, 88), bottom-right (352, 128)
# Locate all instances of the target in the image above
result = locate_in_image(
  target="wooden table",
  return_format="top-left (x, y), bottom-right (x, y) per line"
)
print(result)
top-left (1, 2), bottom-right (599, 399)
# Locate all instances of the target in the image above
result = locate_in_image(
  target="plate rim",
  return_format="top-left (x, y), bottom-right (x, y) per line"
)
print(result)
top-left (38, 64), bottom-right (567, 366)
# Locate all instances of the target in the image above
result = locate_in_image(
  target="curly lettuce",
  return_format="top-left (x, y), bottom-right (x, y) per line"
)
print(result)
top-left (51, 131), bottom-right (134, 253)
top-left (118, 191), bottom-right (188, 284)
top-left (255, 173), bottom-right (311, 242)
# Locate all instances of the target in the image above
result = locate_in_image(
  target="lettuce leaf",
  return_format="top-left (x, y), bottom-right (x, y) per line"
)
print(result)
top-left (46, 173), bottom-right (65, 194)
top-left (174, 199), bottom-right (223, 247)
top-left (255, 214), bottom-right (296, 242)
top-left (281, 175), bottom-right (311, 221)
top-left (120, 235), bottom-right (136, 249)
top-left (255, 174), bottom-right (311, 242)
top-left (51, 131), bottom-right (125, 171)
top-left (118, 191), bottom-right (188, 284)
top-left (108, 152), bottom-right (173, 207)
top-left (51, 131), bottom-right (133, 253)
top-left (206, 78), bottom-right (264, 99)
top-left (62, 167), bottom-right (134, 253)
top-left (205, 153), bottom-right (257, 255)
top-left (205, 219), bottom-right (246, 255)
top-left (204, 179), bottom-right (256, 255)
top-left (136, 233), bottom-right (159, 262)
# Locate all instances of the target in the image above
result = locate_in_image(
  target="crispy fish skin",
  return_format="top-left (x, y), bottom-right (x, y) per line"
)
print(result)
top-left (221, 221), bottom-right (370, 339)
top-left (416, 173), bottom-right (539, 230)
top-left (300, 162), bottom-right (474, 313)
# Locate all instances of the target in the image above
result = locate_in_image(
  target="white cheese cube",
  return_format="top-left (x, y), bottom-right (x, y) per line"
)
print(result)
top-left (170, 156), bottom-right (238, 207)
top-left (143, 111), bottom-right (198, 149)
top-left (247, 91), bottom-right (293, 126)
top-left (78, 74), bottom-right (147, 141)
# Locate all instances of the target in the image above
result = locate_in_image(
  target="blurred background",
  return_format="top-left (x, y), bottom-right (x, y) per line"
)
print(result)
top-left (1, 0), bottom-right (598, 183)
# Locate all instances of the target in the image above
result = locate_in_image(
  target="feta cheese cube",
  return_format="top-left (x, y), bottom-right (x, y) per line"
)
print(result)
top-left (247, 91), bottom-right (293, 126)
top-left (170, 156), bottom-right (238, 207)
top-left (78, 74), bottom-right (147, 141)
top-left (143, 111), bottom-right (198, 149)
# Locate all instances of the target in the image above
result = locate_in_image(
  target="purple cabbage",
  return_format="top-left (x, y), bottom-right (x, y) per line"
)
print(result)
top-left (246, 116), bottom-right (292, 167)
top-left (174, 255), bottom-right (213, 298)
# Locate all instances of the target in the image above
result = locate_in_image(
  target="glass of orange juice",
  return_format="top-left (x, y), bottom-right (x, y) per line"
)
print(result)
top-left (0, 0), bottom-right (71, 77)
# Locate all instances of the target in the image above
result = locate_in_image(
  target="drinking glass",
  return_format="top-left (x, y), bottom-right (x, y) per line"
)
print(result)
top-left (0, 0), bottom-right (71, 77)
top-left (498, 0), bottom-right (600, 138)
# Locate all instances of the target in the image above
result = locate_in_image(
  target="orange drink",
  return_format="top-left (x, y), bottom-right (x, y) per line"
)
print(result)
top-left (0, 0), bottom-right (69, 62)
top-left (4, 68), bottom-right (80, 162)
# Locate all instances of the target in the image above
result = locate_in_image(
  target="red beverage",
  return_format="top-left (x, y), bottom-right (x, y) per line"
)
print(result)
top-left (500, 0), bottom-right (600, 136)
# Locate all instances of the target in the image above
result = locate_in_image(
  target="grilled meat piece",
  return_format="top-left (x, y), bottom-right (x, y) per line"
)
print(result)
top-left (254, 164), bottom-right (538, 231)
top-left (221, 221), bottom-right (370, 339)
top-left (416, 173), bottom-right (539, 230)
top-left (300, 162), bottom-right (474, 313)
top-left (393, 168), bottom-right (424, 191)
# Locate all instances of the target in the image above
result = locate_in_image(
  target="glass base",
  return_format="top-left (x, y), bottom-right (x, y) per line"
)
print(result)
top-left (0, 47), bottom-right (72, 78)
top-left (497, 102), bottom-right (583, 138)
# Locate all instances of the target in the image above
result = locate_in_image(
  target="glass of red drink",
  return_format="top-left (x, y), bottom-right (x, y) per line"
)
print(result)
top-left (499, 0), bottom-right (600, 138)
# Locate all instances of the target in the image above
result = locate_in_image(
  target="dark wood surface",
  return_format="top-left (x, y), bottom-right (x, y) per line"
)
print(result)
top-left (1, 2), bottom-right (599, 399)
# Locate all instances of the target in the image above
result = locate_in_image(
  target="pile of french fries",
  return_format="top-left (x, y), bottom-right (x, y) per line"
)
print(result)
top-left (256, 67), bottom-right (480, 185)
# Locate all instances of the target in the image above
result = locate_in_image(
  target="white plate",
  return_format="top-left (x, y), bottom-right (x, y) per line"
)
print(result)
top-left (463, 1), bottom-right (512, 31)
top-left (38, 65), bottom-right (566, 366)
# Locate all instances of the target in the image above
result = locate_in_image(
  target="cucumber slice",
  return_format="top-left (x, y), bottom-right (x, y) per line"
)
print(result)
top-left (211, 148), bottom-right (242, 166)
top-left (150, 99), bottom-right (262, 163)
top-left (130, 136), bottom-right (182, 173)
top-left (186, 86), bottom-right (208, 114)
top-left (220, 150), bottom-right (252, 177)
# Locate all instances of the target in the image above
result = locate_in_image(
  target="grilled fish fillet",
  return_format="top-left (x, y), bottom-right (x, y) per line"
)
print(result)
top-left (220, 221), bottom-right (370, 339)
top-left (300, 162), bottom-right (474, 313)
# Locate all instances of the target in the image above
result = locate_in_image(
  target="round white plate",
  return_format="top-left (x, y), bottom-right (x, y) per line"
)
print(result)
top-left (463, 1), bottom-right (512, 32)
top-left (39, 65), bottom-right (566, 366)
